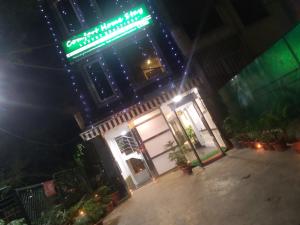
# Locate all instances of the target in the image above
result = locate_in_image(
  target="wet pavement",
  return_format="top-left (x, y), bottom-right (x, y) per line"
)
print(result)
top-left (104, 148), bottom-right (300, 225)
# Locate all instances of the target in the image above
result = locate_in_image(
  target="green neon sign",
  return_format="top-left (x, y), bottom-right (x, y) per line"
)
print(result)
top-left (62, 4), bottom-right (153, 61)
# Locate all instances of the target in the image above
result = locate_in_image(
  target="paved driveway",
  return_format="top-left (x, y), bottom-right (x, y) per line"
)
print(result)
top-left (104, 149), bottom-right (300, 225)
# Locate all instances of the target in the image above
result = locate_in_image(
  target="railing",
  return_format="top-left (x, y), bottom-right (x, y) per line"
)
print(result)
top-left (115, 134), bottom-right (139, 155)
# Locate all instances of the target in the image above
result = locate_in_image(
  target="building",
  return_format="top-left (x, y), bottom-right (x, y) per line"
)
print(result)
top-left (158, 0), bottom-right (299, 92)
top-left (40, 0), bottom-right (230, 189)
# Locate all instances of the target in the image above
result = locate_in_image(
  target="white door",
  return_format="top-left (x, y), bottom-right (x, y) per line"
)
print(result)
top-left (135, 114), bottom-right (177, 175)
top-left (115, 132), bottom-right (151, 186)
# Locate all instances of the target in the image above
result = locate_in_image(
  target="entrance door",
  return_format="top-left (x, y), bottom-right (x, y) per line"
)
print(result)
top-left (174, 101), bottom-right (221, 162)
top-left (115, 131), bottom-right (151, 186)
top-left (135, 112), bottom-right (177, 175)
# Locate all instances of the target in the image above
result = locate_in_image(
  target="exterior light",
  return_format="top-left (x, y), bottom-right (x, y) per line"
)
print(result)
top-left (79, 210), bottom-right (86, 217)
top-left (121, 130), bottom-right (127, 136)
top-left (147, 59), bottom-right (151, 65)
top-left (255, 142), bottom-right (263, 149)
top-left (173, 95), bottom-right (183, 103)
top-left (62, 4), bottom-right (153, 61)
top-left (129, 189), bottom-right (134, 195)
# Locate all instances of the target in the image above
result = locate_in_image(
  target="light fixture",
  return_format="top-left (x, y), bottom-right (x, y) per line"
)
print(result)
top-left (121, 130), bottom-right (127, 136)
top-left (79, 210), bottom-right (86, 217)
top-left (173, 95), bottom-right (183, 103)
top-left (255, 142), bottom-right (263, 149)
top-left (147, 59), bottom-right (151, 65)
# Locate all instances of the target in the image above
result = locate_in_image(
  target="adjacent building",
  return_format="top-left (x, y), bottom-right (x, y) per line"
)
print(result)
top-left (159, 0), bottom-right (299, 91)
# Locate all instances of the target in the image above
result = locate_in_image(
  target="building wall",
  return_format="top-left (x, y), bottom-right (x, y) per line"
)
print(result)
top-left (219, 23), bottom-right (300, 120)
top-left (159, 0), bottom-right (297, 91)
top-left (44, 0), bottom-right (186, 126)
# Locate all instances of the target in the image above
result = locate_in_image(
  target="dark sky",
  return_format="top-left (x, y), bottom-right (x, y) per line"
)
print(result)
top-left (0, 0), bottom-right (81, 182)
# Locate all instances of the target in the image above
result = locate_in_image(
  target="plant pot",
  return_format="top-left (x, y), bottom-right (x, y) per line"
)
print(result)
top-left (105, 201), bottom-right (114, 214)
top-left (245, 141), bottom-right (255, 149)
top-left (111, 191), bottom-right (120, 206)
top-left (292, 141), bottom-right (300, 153)
top-left (179, 165), bottom-right (193, 175)
top-left (262, 142), bottom-right (274, 151)
top-left (271, 142), bottom-right (287, 151)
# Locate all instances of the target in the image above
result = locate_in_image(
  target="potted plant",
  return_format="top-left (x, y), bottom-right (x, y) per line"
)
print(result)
top-left (259, 109), bottom-right (288, 151)
top-left (185, 126), bottom-right (201, 148)
top-left (223, 116), bottom-right (244, 148)
top-left (166, 141), bottom-right (192, 175)
top-left (94, 185), bottom-right (113, 214)
top-left (260, 131), bottom-right (274, 151)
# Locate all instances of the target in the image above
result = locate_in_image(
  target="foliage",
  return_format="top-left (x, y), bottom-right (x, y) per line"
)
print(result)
top-left (6, 218), bottom-right (27, 225)
top-left (223, 116), bottom-right (243, 138)
top-left (223, 100), bottom-right (294, 144)
top-left (185, 126), bottom-right (198, 145)
top-left (81, 199), bottom-right (105, 223)
top-left (39, 184), bottom-right (112, 225)
top-left (39, 205), bottom-right (68, 225)
top-left (166, 141), bottom-right (188, 166)
top-left (0, 219), bottom-right (5, 225)
top-left (94, 186), bottom-right (111, 204)
top-left (286, 118), bottom-right (300, 141)
top-left (72, 185), bottom-right (111, 225)
top-left (73, 144), bottom-right (86, 168)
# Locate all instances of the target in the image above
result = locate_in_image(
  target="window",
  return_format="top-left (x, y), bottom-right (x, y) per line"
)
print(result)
top-left (231, 0), bottom-right (268, 26)
top-left (127, 158), bottom-right (146, 174)
top-left (115, 131), bottom-right (139, 155)
top-left (85, 60), bottom-right (115, 102)
top-left (118, 37), bottom-right (166, 86)
top-left (56, 0), bottom-right (81, 33)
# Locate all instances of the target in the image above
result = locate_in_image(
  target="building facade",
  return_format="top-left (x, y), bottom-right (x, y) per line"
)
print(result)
top-left (41, 0), bottom-right (227, 189)
top-left (159, 0), bottom-right (299, 91)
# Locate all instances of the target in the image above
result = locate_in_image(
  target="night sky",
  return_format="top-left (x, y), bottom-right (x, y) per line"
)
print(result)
top-left (0, 1), bottom-right (80, 184)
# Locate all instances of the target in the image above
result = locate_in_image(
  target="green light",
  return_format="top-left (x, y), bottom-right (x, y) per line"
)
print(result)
top-left (62, 4), bottom-right (153, 61)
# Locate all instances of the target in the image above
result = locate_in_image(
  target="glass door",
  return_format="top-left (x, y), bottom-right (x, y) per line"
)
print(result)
top-left (174, 101), bottom-right (223, 163)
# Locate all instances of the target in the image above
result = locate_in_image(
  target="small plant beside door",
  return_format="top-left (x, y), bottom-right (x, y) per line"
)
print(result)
top-left (166, 141), bottom-right (193, 175)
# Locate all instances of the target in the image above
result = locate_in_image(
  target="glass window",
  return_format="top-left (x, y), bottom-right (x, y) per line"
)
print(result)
top-left (56, 0), bottom-right (81, 33)
top-left (85, 61), bottom-right (114, 101)
top-left (231, 0), bottom-right (268, 26)
top-left (115, 131), bottom-right (139, 155)
top-left (118, 38), bottom-right (166, 85)
top-left (127, 158), bottom-right (146, 174)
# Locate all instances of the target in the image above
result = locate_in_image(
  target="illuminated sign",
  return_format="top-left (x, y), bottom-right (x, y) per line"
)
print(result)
top-left (62, 5), bottom-right (152, 61)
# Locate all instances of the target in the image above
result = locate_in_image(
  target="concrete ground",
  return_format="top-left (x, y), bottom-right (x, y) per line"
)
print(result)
top-left (104, 149), bottom-right (300, 225)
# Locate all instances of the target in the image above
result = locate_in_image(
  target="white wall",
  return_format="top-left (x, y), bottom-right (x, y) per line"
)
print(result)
top-left (103, 124), bottom-right (133, 181)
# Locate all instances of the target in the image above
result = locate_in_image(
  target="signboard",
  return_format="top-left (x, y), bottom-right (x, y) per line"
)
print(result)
top-left (62, 4), bottom-right (153, 61)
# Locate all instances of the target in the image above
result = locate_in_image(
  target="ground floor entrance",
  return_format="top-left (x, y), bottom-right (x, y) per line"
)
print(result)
top-left (161, 88), bottom-right (226, 164)
top-left (98, 88), bottom-right (226, 189)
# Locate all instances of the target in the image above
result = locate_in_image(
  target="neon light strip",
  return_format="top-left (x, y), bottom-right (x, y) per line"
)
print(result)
top-left (62, 5), bottom-right (153, 61)
top-left (66, 15), bottom-right (151, 59)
